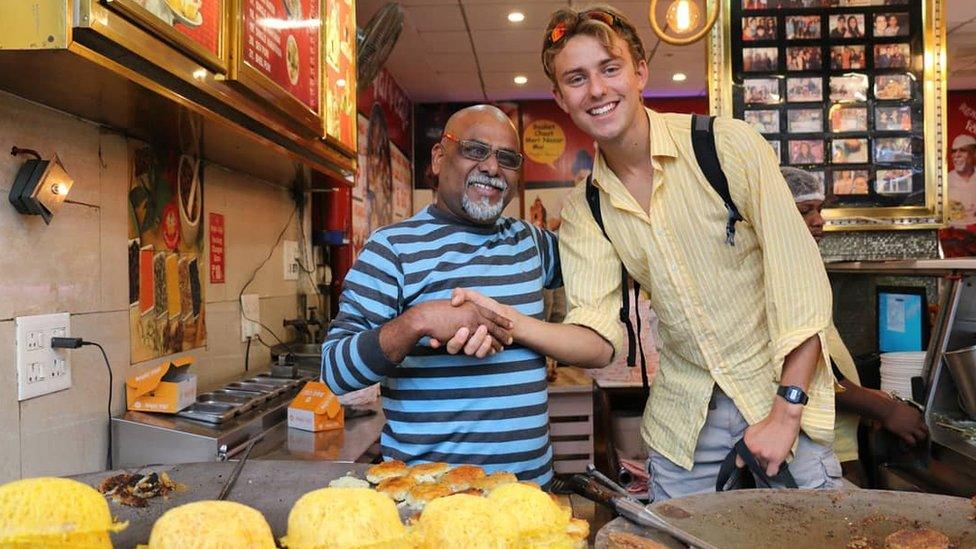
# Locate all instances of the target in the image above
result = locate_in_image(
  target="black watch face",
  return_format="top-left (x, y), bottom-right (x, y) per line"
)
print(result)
top-left (786, 387), bottom-right (802, 402)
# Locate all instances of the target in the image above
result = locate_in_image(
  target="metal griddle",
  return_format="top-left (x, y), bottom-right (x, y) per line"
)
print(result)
top-left (596, 489), bottom-right (976, 548)
top-left (71, 460), bottom-right (371, 548)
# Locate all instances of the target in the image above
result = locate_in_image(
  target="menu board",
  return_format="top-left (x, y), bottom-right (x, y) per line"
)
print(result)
top-left (107, 0), bottom-right (225, 70)
top-left (324, 0), bottom-right (357, 152)
top-left (731, 0), bottom-right (925, 211)
top-left (241, 0), bottom-right (321, 114)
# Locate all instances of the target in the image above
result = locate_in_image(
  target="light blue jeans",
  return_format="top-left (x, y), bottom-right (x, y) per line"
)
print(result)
top-left (647, 389), bottom-right (843, 502)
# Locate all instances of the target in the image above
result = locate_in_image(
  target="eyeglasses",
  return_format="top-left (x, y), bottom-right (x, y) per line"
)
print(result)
top-left (441, 133), bottom-right (524, 170)
top-left (546, 10), bottom-right (621, 47)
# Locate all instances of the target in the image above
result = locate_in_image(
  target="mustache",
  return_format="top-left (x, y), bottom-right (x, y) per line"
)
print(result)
top-left (466, 172), bottom-right (508, 191)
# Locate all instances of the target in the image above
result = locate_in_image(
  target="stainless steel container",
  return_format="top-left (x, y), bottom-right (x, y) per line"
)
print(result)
top-left (944, 345), bottom-right (976, 419)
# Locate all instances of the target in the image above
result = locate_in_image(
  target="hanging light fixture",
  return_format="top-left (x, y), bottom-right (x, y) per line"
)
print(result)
top-left (649, 0), bottom-right (719, 46)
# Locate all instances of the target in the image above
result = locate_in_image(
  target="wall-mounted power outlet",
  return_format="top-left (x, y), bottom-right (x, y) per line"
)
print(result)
top-left (283, 240), bottom-right (299, 281)
top-left (16, 313), bottom-right (71, 401)
top-left (241, 293), bottom-right (261, 342)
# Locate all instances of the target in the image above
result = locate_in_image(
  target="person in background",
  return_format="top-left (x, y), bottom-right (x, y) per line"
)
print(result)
top-left (780, 167), bottom-right (928, 482)
top-left (845, 15), bottom-right (863, 38)
top-left (830, 15), bottom-right (847, 38)
top-left (542, 4), bottom-right (839, 501)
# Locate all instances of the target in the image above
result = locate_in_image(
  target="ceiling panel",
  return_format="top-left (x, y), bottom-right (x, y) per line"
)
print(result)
top-left (478, 52), bottom-right (543, 72)
top-left (419, 31), bottom-right (474, 53)
top-left (464, 2), bottom-right (568, 31)
top-left (471, 29), bottom-right (545, 53)
top-left (427, 52), bottom-right (479, 72)
top-left (404, 4), bottom-right (467, 32)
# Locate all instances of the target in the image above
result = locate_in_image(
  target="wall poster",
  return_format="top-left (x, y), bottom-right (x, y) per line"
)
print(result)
top-left (940, 91), bottom-right (976, 257)
top-left (106, 0), bottom-right (226, 71)
top-left (324, 0), bottom-right (357, 154)
top-left (127, 131), bottom-right (207, 363)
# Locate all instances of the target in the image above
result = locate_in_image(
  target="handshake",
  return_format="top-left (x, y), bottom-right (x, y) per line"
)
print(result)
top-left (415, 288), bottom-right (520, 358)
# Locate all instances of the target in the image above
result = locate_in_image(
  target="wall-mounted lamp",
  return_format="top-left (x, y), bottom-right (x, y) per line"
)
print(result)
top-left (649, 0), bottom-right (719, 46)
top-left (8, 147), bottom-right (74, 225)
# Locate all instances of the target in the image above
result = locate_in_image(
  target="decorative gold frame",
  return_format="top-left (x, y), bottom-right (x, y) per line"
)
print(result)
top-left (228, 0), bottom-right (324, 136)
top-left (101, 0), bottom-right (228, 73)
top-left (707, 0), bottom-right (948, 232)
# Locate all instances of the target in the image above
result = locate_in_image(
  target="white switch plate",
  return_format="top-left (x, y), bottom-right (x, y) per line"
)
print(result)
top-left (241, 294), bottom-right (261, 341)
top-left (16, 313), bottom-right (71, 401)
top-left (283, 240), bottom-right (299, 281)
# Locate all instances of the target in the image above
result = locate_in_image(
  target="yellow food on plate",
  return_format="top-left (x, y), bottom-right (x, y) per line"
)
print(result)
top-left (487, 482), bottom-right (571, 540)
top-left (282, 487), bottom-right (406, 549)
top-left (412, 494), bottom-right (518, 549)
top-left (366, 460), bottom-right (408, 484)
top-left (376, 476), bottom-right (417, 502)
top-left (404, 482), bottom-right (452, 510)
top-left (440, 465), bottom-right (486, 492)
top-left (144, 500), bottom-right (274, 549)
top-left (470, 472), bottom-right (518, 495)
top-left (0, 477), bottom-right (126, 547)
top-left (407, 462), bottom-right (450, 483)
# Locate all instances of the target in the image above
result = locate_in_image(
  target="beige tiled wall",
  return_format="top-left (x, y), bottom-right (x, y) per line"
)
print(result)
top-left (0, 90), bottom-right (313, 480)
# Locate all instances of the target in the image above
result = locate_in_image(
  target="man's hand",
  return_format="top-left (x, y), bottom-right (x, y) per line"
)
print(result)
top-left (878, 396), bottom-right (928, 445)
top-left (740, 400), bottom-right (802, 477)
top-left (417, 299), bottom-right (512, 357)
top-left (429, 289), bottom-right (517, 358)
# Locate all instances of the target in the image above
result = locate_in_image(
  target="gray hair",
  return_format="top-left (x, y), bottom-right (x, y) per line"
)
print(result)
top-left (780, 167), bottom-right (824, 202)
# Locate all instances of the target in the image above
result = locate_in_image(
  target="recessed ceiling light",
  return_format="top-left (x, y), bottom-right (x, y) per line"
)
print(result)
top-left (672, 72), bottom-right (687, 82)
top-left (508, 11), bottom-right (525, 23)
top-left (513, 75), bottom-right (528, 85)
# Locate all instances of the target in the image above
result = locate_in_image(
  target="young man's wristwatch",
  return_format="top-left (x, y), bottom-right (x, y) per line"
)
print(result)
top-left (777, 385), bottom-right (809, 405)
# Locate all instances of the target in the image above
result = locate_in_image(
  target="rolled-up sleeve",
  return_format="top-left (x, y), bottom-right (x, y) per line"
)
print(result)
top-left (559, 185), bottom-right (626, 360)
top-left (717, 118), bottom-right (832, 370)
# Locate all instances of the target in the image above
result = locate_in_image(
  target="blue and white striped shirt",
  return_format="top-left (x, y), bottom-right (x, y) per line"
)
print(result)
top-left (322, 206), bottom-right (561, 485)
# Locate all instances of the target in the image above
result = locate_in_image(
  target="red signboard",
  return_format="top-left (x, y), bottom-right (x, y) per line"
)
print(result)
top-left (209, 212), bottom-right (225, 284)
top-left (242, 0), bottom-right (321, 112)
top-left (325, 0), bottom-right (356, 152)
top-left (172, 0), bottom-right (221, 56)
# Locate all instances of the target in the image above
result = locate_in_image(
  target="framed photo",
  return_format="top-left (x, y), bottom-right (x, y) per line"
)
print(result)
top-left (876, 106), bottom-right (912, 131)
top-left (828, 14), bottom-right (865, 39)
top-left (743, 48), bottom-right (778, 72)
top-left (742, 0), bottom-right (770, 8)
top-left (874, 74), bottom-right (912, 100)
top-left (874, 137), bottom-right (913, 162)
top-left (743, 16), bottom-right (777, 41)
top-left (744, 78), bottom-right (781, 104)
top-left (829, 106), bottom-right (868, 132)
top-left (786, 16), bottom-right (821, 40)
top-left (830, 0), bottom-right (908, 5)
top-left (744, 110), bottom-right (780, 134)
top-left (875, 169), bottom-right (914, 194)
top-left (832, 170), bottom-right (870, 195)
top-left (831, 138), bottom-right (870, 163)
top-left (787, 47), bottom-right (822, 71)
top-left (829, 74), bottom-right (869, 101)
top-left (768, 140), bottom-right (782, 159)
top-left (873, 13), bottom-right (909, 37)
top-left (787, 77), bottom-right (823, 102)
top-left (875, 43), bottom-right (911, 69)
top-left (788, 108), bottom-right (823, 133)
top-left (830, 45), bottom-right (866, 70)
top-left (789, 139), bottom-right (824, 164)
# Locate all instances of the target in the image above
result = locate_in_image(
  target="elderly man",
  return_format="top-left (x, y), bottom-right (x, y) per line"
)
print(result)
top-left (781, 167), bottom-right (928, 482)
top-left (948, 134), bottom-right (976, 224)
top-left (321, 105), bottom-right (610, 485)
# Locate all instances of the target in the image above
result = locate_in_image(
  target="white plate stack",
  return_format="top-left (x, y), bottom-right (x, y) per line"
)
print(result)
top-left (879, 351), bottom-right (926, 398)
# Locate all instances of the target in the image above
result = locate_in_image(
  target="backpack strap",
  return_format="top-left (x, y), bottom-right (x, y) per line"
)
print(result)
top-left (585, 176), bottom-right (649, 398)
top-left (690, 114), bottom-right (743, 246)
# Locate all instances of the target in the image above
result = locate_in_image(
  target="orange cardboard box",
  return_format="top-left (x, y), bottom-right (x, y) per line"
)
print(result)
top-left (288, 381), bottom-right (344, 432)
top-left (126, 357), bottom-right (196, 413)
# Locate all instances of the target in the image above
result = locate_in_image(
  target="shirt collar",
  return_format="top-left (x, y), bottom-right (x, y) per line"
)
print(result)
top-left (591, 107), bottom-right (678, 193)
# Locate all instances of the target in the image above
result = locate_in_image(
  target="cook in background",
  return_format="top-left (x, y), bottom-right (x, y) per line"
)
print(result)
top-left (321, 105), bottom-right (612, 486)
top-left (782, 166), bottom-right (928, 483)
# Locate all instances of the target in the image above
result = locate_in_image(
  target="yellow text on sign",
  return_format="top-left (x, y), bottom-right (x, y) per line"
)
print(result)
top-left (523, 120), bottom-right (566, 167)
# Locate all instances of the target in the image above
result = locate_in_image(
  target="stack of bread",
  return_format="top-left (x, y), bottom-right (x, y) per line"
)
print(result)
top-left (0, 477), bottom-right (127, 548)
top-left (141, 500), bottom-right (276, 548)
top-left (282, 462), bottom-right (588, 548)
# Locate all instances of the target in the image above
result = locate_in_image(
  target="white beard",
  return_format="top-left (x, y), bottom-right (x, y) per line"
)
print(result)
top-left (462, 192), bottom-right (505, 223)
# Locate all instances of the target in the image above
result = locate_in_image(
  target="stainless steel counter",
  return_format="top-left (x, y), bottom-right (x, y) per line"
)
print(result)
top-left (251, 400), bottom-right (385, 463)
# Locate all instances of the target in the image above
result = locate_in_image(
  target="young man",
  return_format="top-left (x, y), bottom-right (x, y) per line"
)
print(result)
top-left (321, 105), bottom-right (611, 485)
top-left (542, 5), bottom-right (840, 500)
top-left (781, 167), bottom-right (928, 477)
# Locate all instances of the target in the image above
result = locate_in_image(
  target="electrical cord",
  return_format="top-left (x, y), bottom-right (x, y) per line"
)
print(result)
top-left (51, 337), bottom-right (113, 471)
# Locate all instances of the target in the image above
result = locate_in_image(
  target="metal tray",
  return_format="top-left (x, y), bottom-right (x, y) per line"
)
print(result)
top-left (226, 381), bottom-right (283, 396)
top-left (175, 401), bottom-right (239, 425)
top-left (196, 393), bottom-right (255, 413)
top-left (248, 375), bottom-right (300, 389)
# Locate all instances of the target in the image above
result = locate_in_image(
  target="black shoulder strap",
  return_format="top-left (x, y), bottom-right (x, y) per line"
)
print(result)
top-left (690, 114), bottom-right (743, 246)
top-left (584, 176), bottom-right (649, 399)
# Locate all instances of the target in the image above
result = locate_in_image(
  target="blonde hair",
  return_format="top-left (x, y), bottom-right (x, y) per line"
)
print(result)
top-left (541, 4), bottom-right (646, 85)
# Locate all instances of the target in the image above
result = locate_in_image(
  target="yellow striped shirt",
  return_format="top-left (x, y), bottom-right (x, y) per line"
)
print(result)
top-left (827, 324), bottom-right (862, 463)
top-left (560, 108), bottom-right (836, 470)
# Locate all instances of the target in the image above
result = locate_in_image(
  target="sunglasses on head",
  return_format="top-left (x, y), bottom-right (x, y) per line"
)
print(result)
top-left (546, 10), bottom-right (621, 47)
top-left (442, 133), bottom-right (524, 170)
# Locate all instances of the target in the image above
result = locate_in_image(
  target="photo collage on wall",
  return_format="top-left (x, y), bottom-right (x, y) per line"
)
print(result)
top-left (733, 0), bottom-right (923, 209)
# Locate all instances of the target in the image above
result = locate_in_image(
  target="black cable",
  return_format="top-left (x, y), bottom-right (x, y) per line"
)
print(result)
top-left (84, 342), bottom-right (113, 471)
top-left (244, 336), bottom-right (252, 372)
